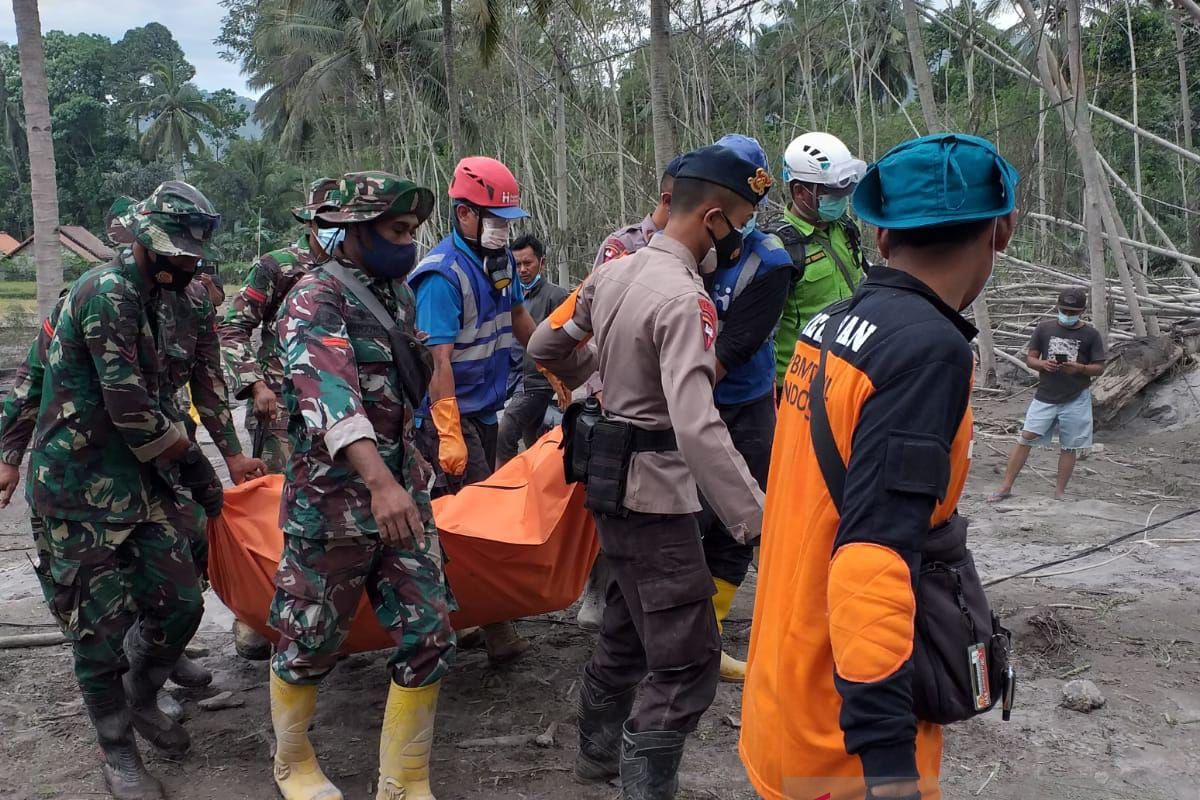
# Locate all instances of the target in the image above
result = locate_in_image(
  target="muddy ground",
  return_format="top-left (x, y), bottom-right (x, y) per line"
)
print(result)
top-left (0, 336), bottom-right (1197, 799)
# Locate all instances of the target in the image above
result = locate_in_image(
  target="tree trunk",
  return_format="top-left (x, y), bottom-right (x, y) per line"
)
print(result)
top-left (1173, 9), bottom-right (1194, 152)
top-left (553, 50), bottom-right (569, 287)
top-left (1174, 0), bottom-right (1200, 26)
top-left (648, 0), bottom-right (675, 177)
top-left (1084, 195), bottom-right (1110, 337)
top-left (902, 0), bottom-right (940, 133)
top-left (12, 0), bottom-right (61, 321)
top-left (441, 0), bottom-right (463, 162)
top-left (1124, 0), bottom-right (1148, 281)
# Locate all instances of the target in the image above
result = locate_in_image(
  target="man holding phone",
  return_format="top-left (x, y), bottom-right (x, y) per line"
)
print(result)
top-left (990, 287), bottom-right (1107, 502)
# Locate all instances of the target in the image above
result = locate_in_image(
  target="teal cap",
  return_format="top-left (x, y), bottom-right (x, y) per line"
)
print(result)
top-left (852, 133), bottom-right (1019, 230)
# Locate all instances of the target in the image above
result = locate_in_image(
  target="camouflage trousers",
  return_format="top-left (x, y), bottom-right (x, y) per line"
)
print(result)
top-left (245, 408), bottom-right (291, 474)
top-left (35, 503), bottom-right (204, 694)
top-left (268, 530), bottom-right (456, 687)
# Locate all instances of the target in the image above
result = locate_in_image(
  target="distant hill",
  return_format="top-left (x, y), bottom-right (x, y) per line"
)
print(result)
top-left (200, 90), bottom-right (261, 141)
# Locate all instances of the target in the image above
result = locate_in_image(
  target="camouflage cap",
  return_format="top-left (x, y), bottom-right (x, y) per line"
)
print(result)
top-left (313, 171), bottom-right (435, 227)
top-left (117, 180), bottom-right (222, 260)
top-left (291, 176), bottom-right (342, 224)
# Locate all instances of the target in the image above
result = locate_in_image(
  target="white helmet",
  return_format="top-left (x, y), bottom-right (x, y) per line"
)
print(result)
top-left (782, 132), bottom-right (867, 190)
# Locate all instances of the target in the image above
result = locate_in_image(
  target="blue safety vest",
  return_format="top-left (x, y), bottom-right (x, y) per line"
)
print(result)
top-left (409, 234), bottom-right (515, 417)
top-left (709, 230), bottom-right (794, 406)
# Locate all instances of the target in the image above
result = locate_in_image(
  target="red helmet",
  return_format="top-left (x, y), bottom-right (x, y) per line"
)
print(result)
top-left (448, 156), bottom-right (528, 219)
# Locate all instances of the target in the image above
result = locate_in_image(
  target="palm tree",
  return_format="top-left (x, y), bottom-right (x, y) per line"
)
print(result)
top-left (11, 0), bottom-right (62, 320)
top-left (126, 62), bottom-right (225, 178)
top-left (648, 0), bottom-right (675, 177)
top-left (248, 0), bottom-right (441, 154)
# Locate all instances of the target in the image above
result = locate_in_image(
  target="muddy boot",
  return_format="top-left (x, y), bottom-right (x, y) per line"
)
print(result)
top-left (482, 620), bottom-right (529, 666)
top-left (233, 619), bottom-right (271, 661)
top-left (156, 690), bottom-right (184, 723)
top-left (576, 555), bottom-right (608, 633)
top-left (270, 671), bottom-right (342, 800)
top-left (376, 680), bottom-right (440, 800)
top-left (619, 724), bottom-right (685, 800)
top-left (169, 653), bottom-right (212, 688)
top-left (82, 680), bottom-right (165, 800)
top-left (122, 626), bottom-right (191, 758)
top-left (575, 672), bottom-right (636, 783)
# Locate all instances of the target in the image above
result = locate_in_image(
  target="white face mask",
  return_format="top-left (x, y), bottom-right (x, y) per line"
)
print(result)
top-left (480, 218), bottom-right (510, 251)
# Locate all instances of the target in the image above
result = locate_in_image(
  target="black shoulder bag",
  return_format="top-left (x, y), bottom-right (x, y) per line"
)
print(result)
top-left (809, 311), bottom-right (1014, 725)
top-left (321, 261), bottom-right (434, 410)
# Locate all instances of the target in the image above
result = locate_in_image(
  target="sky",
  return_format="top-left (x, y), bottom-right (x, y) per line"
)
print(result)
top-left (0, 0), bottom-right (256, 97)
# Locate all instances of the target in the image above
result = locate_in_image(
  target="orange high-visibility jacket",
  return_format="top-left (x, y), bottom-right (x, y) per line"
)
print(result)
top-left (740, 267), bottom-right (976, 800)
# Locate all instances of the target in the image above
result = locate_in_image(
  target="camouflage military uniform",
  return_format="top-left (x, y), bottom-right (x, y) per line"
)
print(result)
top-left (220, 178), bottom-right (339, 473)
top-left (270, 173), bottom-right (453, 688)
top-left (157, 280), bottom-right (244, 576)
top-left (29, 251), bottom-right (204, 695)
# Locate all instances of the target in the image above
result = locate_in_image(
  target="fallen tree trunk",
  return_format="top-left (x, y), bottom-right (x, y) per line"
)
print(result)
top-left (1091, 336), bottom-right (1185, 425)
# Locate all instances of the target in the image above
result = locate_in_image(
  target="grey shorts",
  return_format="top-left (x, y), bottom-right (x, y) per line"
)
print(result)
top-left (1021, 391), bottom-right (1094, 451)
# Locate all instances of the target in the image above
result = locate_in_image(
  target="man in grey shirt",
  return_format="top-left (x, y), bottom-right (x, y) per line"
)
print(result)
top-left (498, 234), bottom-right (570, 465)
top-left (991, 286), bottom-right (1107, 502)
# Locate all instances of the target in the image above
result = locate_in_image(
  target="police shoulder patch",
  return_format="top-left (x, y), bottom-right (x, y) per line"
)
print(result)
top-left (601, 239), bottom-right (627, 263)
top-left (698, 297), bottom-right (717, 350)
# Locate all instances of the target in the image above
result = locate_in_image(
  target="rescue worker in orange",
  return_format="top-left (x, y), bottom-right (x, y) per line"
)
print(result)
top-left (739, 133), bottom-right (1020, 800)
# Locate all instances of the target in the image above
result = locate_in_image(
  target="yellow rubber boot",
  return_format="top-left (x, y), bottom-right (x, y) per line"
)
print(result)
top-left (713, 578), bottom-right (747, 683)
top-left (376, 681), bottom-right (440, 800)
top-left (269, 671), bottom-right (343, 800)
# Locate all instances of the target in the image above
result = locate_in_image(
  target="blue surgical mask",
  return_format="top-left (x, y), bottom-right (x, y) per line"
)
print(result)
top-left (520, 273), bottom-right (541, 291)
top-left (359, 227), bottom-right (417, 279)
top-left (316, 226), bottom-right (345, 254)
top-left (817, 195), bottom-right (849, 222)
top-left (1058, 311), bottom-right (1081, 327)
top-left (741, 214), bottom-right (757, 237)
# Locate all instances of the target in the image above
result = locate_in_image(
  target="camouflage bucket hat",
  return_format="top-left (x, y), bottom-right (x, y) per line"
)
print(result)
top-left (313, 171), bottom-right (435, 227)
top-left (118, 180), bottom-right (222, 260)
top-left (291, 176), bottom-right (342, 224)
top-left (105, 195), bottom-right (138, 246)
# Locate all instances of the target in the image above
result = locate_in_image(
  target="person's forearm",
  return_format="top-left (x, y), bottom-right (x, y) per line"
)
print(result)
top-left (1084, 362), bottom-right (1105, 377)
top-left (512, 304), bottom-right (536, 348)
top-left (342, 438), bottom-right (397, 491)
top-left (428, 358), bottom-right (456, 403)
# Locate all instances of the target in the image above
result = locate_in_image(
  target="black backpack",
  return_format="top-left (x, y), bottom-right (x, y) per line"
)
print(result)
top-left (768, 217), bottom-right (867, 286)
top-left (808, 306), bottom-right (1015, 725)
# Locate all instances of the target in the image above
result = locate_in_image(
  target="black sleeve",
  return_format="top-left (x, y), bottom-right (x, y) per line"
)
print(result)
top-left (714, 268), bottom-right (793, 373)
top-left (831, 331), bottom-right (973, 786)
top-left (1026, 321), bottom-right (1045, 356)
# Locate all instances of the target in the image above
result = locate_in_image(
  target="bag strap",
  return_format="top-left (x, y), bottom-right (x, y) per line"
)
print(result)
top-left (809, 311), bottom-right (848, 514)
top-left (321, 259), bottom-right (398, 333)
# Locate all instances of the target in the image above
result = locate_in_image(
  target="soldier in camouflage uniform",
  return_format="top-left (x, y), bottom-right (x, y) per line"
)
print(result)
top-left (219, 178), bottom-right (338, 662)
top-left (24, 182), bottom-right (230, 800)
top-left (268, 172), bottom-right (455, 800)
top-left (220, 176), bottom-right (340, 474)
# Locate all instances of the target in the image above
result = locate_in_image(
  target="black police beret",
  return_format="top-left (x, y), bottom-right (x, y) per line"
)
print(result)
top-left (673, 145), bottom-right (774, 205)
top-left (663, 154), bottom-right (686, 178)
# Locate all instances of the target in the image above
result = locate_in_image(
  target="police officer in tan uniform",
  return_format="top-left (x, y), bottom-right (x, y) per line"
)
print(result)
top-left (529, 145), bottom-right (768, 800)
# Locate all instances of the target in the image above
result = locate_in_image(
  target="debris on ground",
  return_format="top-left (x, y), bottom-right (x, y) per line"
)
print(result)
top-left (1061, 679), bottom-right (1106, 713)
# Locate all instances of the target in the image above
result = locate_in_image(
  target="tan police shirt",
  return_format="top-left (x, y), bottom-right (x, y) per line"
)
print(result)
top-left (528, 232), bottom-right (764, 542)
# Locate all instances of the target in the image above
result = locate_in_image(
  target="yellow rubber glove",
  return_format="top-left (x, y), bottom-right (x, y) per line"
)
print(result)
top-left (430, 397), bottom-right (468, 477)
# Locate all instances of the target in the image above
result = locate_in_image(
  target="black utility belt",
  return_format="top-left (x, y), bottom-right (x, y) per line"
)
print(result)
top-left (560, 398), bottom-right (677, 517)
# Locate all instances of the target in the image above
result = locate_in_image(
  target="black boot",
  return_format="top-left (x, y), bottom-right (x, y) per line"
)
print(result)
top-left (575, 672), bottom-right (636, 782)
top-left (81, 681), bottom-right (165, 800)
top-left (168, 653), bottom-right (212, 688)
top-left (619, 723), bottom-right (686, 800)
top-left (123, 625), bottom-right (191, 758)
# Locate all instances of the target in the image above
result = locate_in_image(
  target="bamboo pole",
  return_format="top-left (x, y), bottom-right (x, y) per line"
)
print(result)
top-left (1025, 212), bottom-right (1200, 268)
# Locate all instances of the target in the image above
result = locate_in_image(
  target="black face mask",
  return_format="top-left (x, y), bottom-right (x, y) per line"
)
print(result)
top-left (149, 252), bottom-right (196, 292)
top-left (708, 211), bottom-right (744, 271)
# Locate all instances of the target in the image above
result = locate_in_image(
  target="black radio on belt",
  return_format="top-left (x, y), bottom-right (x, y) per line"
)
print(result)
top-left (560, 398), bottom-right (677, 517)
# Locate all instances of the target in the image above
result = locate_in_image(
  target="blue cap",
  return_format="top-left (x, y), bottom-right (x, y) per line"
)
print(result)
top-left (674, 144), bottom-right (774, 206)
top-left (715, 134), bottom-right (770, 205)
top-left (852, 133), bottom-right (1019, 230)
top-left (488, 205), bottom-right (530, 220)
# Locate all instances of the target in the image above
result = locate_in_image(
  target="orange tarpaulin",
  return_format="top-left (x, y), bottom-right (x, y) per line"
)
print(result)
top-left (208, 429), bottom-right (598, 653)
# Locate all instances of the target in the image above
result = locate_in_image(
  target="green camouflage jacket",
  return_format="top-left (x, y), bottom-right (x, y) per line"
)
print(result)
top-left (29, 253), bottom-right (188, 522)
top-left (0, 296), bottom-right (66, 465)
top-left (278, 261), bottom-right (431, 539)
top-left (158, 280), bottom-right (242, 456)
top-left (220, 239), bottom-right (316, 398)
